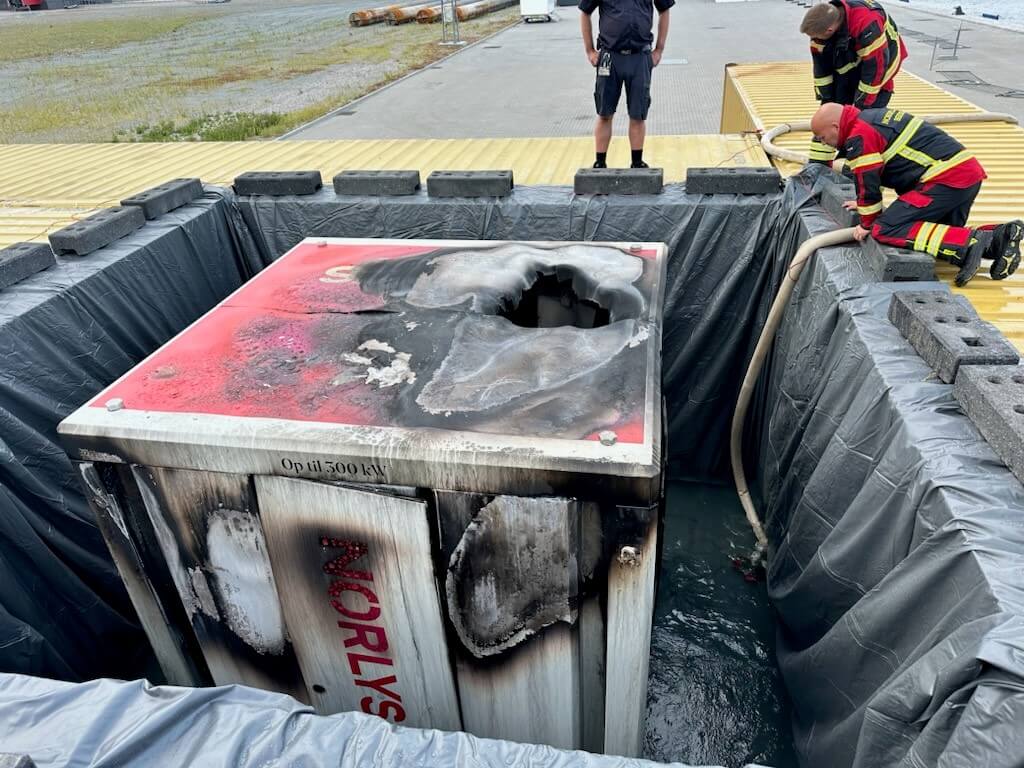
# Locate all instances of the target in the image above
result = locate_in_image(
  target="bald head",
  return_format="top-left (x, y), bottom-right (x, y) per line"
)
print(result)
top-left (810, 102), bottom-right (845, 148)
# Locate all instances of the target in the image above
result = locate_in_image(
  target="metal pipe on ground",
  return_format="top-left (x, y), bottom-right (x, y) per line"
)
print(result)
top-left (390, 2), bottom-right (438, 23)
top-left (350, 2), bottom-right (425, 26)
top-left (416, 0), bottom-right (516, 23)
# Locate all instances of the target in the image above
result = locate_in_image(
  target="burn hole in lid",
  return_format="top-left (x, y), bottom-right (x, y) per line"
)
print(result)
top-left (498, 271), bottom-right (611, 330)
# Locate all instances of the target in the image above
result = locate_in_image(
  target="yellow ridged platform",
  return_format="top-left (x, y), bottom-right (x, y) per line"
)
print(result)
top-left (723, 61), bottom-right (1024, 351)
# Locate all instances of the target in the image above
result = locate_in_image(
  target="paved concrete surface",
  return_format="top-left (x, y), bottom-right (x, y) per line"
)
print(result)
top-left (288, 0), bottom-right (1024, 140)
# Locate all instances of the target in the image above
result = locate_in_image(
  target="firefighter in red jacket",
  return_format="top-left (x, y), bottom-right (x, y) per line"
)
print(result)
top-left (802, 0), bottom-right (907, 164)
top-left (810, 102), bottom-right (1023, 285)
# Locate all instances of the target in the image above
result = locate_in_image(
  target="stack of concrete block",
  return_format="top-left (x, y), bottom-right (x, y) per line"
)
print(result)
top-left (889, 290), bottom-right (1023, 485)
top-left (426, 170), bottom-right (513, 198)
top-left (685, 167), bottom-right (781, 195)
top-left (574, 167), bottom-right (663, 195)
top-left (0, 242), bottom-right (56, 290)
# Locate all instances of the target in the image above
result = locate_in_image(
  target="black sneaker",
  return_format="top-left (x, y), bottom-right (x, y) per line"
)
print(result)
top-left (593, 160), bottom-right (607, 169)
top-left (953, 230), bottom-right (991, 287)
top-left (630, 160), bottom-right (650, 169)
top-left (988, 219), bottom-right (1023, 280)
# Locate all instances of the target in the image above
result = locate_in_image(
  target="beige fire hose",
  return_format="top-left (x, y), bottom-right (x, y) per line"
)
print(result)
top-left (761, 111), bottom-right (1020, 165)
top-left (730, 228), bottom-right (856, 565)
top-left (733, 109), bottom-right (1020, 565)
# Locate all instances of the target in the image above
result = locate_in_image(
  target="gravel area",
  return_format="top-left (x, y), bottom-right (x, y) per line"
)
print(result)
top-left (0, 0), bottom-right (518, 143)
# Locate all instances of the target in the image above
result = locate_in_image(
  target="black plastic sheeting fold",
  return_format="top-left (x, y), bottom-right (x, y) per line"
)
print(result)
top-left (2, 174), bottom-right (1023, 768)
top-left (0, 673), bottom-right (757, 768)
top-left (0, 192), bottom-right (246, 681)
top-left (755, 166), bottom-right (1024, 768)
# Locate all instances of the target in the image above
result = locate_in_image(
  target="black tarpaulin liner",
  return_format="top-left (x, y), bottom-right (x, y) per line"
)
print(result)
top-left (2, 173), bottom-right (1023, 768)
top-left (0, 673), bottom-right (766, 768)
top-left (2, 185), bottom-right (788, 684)
top-left (756, 166), bottom-right (1024, 768)
top-left (0, 192), bottom-right (246, 681)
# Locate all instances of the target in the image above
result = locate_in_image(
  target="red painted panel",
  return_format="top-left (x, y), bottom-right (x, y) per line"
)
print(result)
top-left (93, 241), bottom-right (649, 445)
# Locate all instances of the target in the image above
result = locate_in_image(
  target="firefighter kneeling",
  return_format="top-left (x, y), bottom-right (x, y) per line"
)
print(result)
top-left (810, 102), bottom-right (1023, 285)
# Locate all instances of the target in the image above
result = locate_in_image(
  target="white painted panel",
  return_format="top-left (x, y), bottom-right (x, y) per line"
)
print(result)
top-left (255, 475), bottom-right (461, 732)
top-left (77, 462), bottom-right (200, 687)
top-left (603, 513), bottom-right (659, 757)
top-left (132, 467), bottom-right (308, 701)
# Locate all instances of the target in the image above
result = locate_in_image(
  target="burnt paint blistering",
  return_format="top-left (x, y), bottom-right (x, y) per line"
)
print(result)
top-left (437, 490), bottom-right (659, 661)
top-left (92, 241), bottom-right (657, 444)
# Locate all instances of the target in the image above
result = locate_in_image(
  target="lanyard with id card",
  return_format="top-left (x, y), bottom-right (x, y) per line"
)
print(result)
top-left (598, 51), bottom-right (611, 77)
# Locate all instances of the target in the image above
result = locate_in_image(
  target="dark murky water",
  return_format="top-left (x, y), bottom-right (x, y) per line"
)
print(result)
top-left (643, 480), bottom-right (798, 768)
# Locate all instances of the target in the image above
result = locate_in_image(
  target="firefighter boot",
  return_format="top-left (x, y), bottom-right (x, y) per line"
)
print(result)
top-left (988, 219), bottom-right (1024, 281)
top-left (952, 230), bottom-right (992, 287)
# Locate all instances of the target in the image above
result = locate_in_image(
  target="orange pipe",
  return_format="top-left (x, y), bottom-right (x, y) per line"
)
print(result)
top-left (350, 1), bottom-right (425, 25)
top-left (390, 2), bottom-right (440, 23)
top-left (417, 0), bottom-right (515, 22)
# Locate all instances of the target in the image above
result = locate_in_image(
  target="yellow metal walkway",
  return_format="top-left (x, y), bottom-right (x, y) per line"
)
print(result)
top-left (0, 134), bottom-right (765, 248)
top-left (723, 61), bottom-right (1024, 352)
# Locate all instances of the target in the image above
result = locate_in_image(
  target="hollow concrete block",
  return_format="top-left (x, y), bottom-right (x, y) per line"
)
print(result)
top-left (863, 238), bottom-right (935, 282)
top-left (888, 291), bottom-right (1019, 383)
top-left (954, 364), bottom-right (1024, 486)
top-left (334, 170), bottom-right (421, 196)
top-left (817, 177), bottom-right (858, 227)
top-left (234, 171), bottom-right (323, 196)
top-left (685, 167), bottom-right (781, 195)
top-left (48, 207), bottom-right (146, 257)
top-left (574, 168), bottom-right (663, 195)
top-left (121, 178), bottom-right (203, 220)
top-left (0, 242), bottom-right (56, 290)
top-left (427, 170), bottom-right (514, 198)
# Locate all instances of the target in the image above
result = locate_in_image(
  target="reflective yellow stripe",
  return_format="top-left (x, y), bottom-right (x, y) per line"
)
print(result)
top-left (898, 146), bottom-right (936, 167)
top-left (848, 152), bottom-right (884, 170)
top-left (858, 202), bottom-right (883, 215)
top-left (926, 224), bottom-right (950, 256)
top-left (914, 222), bottom-right (936, 252)
top-left (836, 61), bottom-right (859, 75)
top-left (880, 50), bottom-right (902, 85)
top-left (858, 32), bottom-right (888, 59)
top-left (882, 117), bottom-right (922, 161)
top-left (858, 80), bottom-right (882, 94)
top-left (885, 19), bottom-right (899, 40)
top-left (921, 150), bottom-right (975, 182)
top-left (810, 42), bottom-right (825, 52)
top-left (814, 75), bottom-right (834, 86)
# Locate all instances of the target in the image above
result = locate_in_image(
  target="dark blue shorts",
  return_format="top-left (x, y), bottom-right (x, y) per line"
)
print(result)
top-left (594, 50), bottom-right (652, 121)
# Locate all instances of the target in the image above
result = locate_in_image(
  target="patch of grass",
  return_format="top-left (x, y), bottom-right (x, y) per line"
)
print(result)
top-left (115, 112), bottom-right (287, 142)
top-left (0, 13), bottom-right (206, 63)
top-left (3, 7), bottom-right (520, 143)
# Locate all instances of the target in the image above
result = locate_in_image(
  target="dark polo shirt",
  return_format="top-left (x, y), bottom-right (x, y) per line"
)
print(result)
top-left (579, 0), bottom-right (675, 52)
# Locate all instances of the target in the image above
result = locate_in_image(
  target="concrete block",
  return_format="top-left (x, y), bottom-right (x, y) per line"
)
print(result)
top-left (427, 170), bottom-right (514, 198)
top-left (574, 167), bottom-right (663, 195)
top-left (334, 170), bottom-right (421, 196)
top-left (954, 364), bottom-right (1024, 486)
top-left (0, 242), bottom-right (56, 290)
top-left (0, 755), bottom-right (36, 768)
top-left (888, 291), bottom-right (1019, 383)
top-left (863, 238), bottom-right (935, 282)
top-left (685, 167), bottom-right (781, 195)
top-left (818, 177), bottom-right (858, 227)
top-left (121, 178), bottom-right (203, 220)
top-left (48, 207), bottom-right (146, 257)
top-left (234, 171), bottom-right (322, 196)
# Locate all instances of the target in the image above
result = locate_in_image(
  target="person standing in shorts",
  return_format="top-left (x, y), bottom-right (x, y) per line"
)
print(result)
top-left (579, 0), bottom-right (673, 169)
